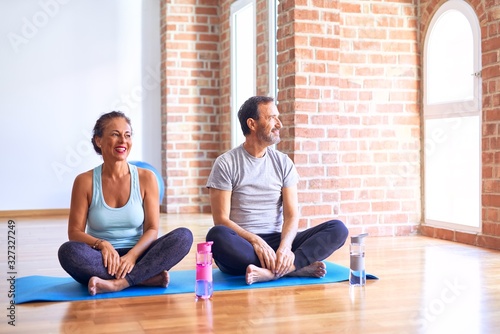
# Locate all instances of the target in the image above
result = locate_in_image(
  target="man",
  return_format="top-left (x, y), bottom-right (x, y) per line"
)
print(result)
top-left (206, 96), bottom-right (348, 284)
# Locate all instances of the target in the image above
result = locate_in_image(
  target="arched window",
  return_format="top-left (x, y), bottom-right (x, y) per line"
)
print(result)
top-left (423, 0), bottom-right (481, 232)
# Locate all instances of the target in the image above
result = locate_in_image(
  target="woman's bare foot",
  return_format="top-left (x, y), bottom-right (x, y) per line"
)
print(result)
top-left (139, 270), bottom-right (170, 288)
top-left (286, 261), bottom-right (326, 278)
top-left (88, 276), bottom-right (130, 296)
top-left (246, 264), bottom-right (278, 285)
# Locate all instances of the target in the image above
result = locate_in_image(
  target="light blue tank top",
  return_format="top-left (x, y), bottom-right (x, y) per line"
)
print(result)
top-left (86, 163), bottom-right (144, 249)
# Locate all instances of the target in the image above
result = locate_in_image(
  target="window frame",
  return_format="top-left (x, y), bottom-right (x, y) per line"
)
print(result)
top-left (423, 0), bottom-right (482, 233)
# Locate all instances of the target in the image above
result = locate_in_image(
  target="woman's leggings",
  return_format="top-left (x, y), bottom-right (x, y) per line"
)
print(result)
top-left (206, 220), bottom-right (348, 275)
top-left (58, 227), bottom-right (193, 286)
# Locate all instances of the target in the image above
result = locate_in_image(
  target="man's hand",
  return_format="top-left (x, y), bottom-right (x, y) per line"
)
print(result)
top-left (251, 237), bottom-right (277, 273)
top-left (275, 246), bottom-right (295, 277)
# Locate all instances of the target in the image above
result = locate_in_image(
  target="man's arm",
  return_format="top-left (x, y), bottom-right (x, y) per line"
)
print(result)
top-left (275, 185), bottom-right (299, 277)
top-left (209, 187), bottom-right (279, 272)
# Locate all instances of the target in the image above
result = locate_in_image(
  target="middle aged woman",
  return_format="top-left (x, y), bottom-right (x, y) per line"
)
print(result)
top-left (58, 111), bottom-right (193, 296)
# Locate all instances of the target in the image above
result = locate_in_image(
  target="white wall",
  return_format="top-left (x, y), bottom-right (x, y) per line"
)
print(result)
top-left (0, 0), bottom-right (161, 211)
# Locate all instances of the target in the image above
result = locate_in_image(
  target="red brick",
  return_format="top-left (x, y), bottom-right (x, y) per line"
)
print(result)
top-left (455, 231), bottom-right (478, 246)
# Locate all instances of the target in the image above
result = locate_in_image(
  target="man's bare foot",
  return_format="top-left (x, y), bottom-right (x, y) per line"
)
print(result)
top-left (245, 261), bottom-right (326, 285)
top-left (139, 270), bottom-right (170, 288)
top-left (246, 264), bottom-right (278, 285)
top-left (88, 277), bottom-right (130, 296)
top-left (286, 261), bottom-right (326, 278)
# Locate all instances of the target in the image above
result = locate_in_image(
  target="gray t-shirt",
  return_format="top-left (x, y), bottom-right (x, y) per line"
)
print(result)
top-left (206, 144), bottom-right (299, 234)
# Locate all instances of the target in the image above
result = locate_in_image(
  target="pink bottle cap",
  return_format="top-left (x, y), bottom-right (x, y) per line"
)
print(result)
top-left (197, 241), bottom-right (213, 253)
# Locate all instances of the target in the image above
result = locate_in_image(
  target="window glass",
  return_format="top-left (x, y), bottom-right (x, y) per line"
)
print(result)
top-left (427, 10), bottom-right (474, 104)
top-left (231, 0), bottom-right (255, 148)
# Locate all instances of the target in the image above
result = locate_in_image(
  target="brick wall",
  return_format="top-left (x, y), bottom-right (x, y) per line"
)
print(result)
top-left (162, 0), bottom-right (421, 235)
top-left (217, 1), bottom-right (232, 153)
top-left (162, 0), bottom-right (500, 248)
top-left (256, 0), bottom-right (271, 96)
top-left (277, 0), bottom-right (344, 230)
top-left (161, 0), bottom-right (220, 213)
top-left (480, 0), bottom-right (500, 248)
top-left (276, 0), bottom-right (421, 234)
top-left (338, 1), bottom-right (420, 236)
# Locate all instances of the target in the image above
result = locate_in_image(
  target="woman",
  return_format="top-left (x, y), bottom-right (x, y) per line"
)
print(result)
top-left (58, 111), bottom-right (193, 296)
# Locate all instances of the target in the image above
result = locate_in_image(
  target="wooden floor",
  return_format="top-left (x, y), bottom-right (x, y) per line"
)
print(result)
top-left (1, 214), bottom-right (500, 334)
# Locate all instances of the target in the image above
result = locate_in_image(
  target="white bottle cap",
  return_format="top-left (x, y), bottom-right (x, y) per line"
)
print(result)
top-left (351, 233), bottom-right (368, 244)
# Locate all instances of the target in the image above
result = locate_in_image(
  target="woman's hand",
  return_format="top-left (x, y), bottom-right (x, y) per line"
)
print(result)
top-left (99, 241), bottom-right (121, 276)
top-left (115, 253), bottom-right (138, 279)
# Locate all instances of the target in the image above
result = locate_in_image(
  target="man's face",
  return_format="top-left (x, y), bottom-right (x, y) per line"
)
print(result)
top-left (256, 102), bottom-right (282, 145)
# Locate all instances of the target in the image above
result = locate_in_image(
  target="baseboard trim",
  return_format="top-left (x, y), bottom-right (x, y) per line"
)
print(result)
top-left (0, 209), bottom-right (70, 219)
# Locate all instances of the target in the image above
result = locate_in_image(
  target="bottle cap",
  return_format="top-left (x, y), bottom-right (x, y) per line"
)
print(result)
top-left (351, 233), bottom-right (368, 244)
top-left (197, 241), bottom-right (214, 253)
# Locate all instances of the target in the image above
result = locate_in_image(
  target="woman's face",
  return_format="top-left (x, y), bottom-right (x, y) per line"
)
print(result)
top-left (96, 117), bottom-right (132, 161)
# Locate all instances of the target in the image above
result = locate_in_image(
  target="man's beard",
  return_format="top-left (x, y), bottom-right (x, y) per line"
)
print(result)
top-left (258, 128), bottom-right (281, 145)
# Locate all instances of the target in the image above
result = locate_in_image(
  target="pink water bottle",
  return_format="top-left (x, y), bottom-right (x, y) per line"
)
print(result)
top-left (195, 241), bottom-right (214, 299)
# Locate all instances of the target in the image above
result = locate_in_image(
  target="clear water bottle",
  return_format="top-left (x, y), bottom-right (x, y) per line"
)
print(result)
top-left (195, 241), bottom-right (214, 299)
top-left (349, 233), bottom-right (368, 286)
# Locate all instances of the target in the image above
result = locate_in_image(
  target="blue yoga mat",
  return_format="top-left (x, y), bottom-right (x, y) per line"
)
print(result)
top-left (15, 262), bottom-right (377, 304)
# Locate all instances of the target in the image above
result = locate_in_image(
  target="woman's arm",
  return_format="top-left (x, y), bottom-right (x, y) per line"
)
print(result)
top-left (67, 171), bottom-right (94, 244)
